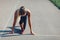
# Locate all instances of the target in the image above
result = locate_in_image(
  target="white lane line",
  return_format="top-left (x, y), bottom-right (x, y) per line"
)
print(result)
top-left (34, 35), bottom-right (60, 37)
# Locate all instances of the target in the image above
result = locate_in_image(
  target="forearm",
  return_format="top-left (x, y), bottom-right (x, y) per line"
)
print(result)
top-left (12, 20), bottom-right (16, 27)
top-left (12, 12), bottom-right (17, 30)
top-left (12, 20), bottom-right (16, 33)
top-left (28, 20), bottom-right (32, 32)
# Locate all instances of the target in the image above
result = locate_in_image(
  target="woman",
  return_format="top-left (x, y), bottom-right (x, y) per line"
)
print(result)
top-left (10, 6), bottom-right (34, 35)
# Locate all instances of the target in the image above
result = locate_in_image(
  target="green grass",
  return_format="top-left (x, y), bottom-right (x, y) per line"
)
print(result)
top-left (50, 0), bottom-right (60, 9)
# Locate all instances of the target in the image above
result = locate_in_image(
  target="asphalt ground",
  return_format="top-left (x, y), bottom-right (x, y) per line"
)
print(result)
top-left (0, 0), bottom-right (60, 40)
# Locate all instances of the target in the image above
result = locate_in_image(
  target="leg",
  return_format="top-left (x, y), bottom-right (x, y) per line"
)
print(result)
top-left (19, 20), bottom-right (27, 34)
top-left (19, 16), bottom-right (27, 34)
top-left (19, 22), bottom-right (26, 34)
top-left (21, 21), bottom-right (27, 34)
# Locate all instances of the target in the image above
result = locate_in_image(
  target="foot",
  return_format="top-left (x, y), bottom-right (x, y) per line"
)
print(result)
top-left (21, 31), bottom-right (24, 34)
top-left (30, 32), bottom-right (35, 35)
top-left (20, 28), bottom-right (24, 34)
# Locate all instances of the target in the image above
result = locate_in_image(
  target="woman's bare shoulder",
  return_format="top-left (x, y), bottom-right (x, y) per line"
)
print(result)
top-left (25, 9), bottom-right (31, 16)
top-left (14, 9), bottom-right (19, 15)
top-left (25, 8), bottom-right (31, 13)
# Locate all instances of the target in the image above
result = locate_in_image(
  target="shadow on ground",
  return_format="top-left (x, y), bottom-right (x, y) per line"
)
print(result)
top-left (0, 26), bottom-right (32, 37)
top-left (0, 26), bottom-right (22, 37)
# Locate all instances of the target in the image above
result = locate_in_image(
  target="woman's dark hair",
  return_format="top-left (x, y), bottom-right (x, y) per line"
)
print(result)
top-left (19, 6), bottom-right (25, 15)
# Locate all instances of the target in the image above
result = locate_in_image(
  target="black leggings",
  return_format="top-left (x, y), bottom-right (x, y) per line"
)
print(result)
top-left (19, 20), bottom-right (26, 30)
top-left (19, 16), bottom-right (27, 30)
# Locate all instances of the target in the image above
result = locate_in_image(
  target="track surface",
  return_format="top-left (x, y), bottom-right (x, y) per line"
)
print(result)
top-left (0, 0), bottom-right (60, 40)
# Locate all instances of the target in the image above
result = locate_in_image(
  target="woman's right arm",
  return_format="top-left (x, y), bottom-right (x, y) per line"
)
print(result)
top-left (12, 10), bottom-right (17, 27)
